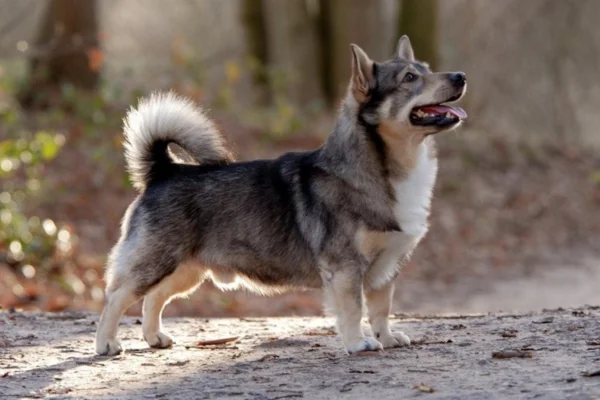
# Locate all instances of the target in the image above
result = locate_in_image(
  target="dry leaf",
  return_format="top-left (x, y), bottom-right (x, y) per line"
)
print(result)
top-left (87, 47), bottom-right (104, 72)
top-left (193, 336), bottom-right (239, 346)
top-left (414, 383), bottom-right (435, 393)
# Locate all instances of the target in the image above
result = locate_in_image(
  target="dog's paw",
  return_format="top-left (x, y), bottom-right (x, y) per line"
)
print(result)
top-left (144, 331), bottom-right (174, 349)
top-left (346, 336), bottom-right (383, 354)
top-left (96, 338), bottom-right (123, 356)
top-left (377, 331), bottom-right (411, 348)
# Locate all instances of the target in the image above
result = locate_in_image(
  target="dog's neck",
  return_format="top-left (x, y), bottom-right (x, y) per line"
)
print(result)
top-left (319, 96), bottom-right (429, 190)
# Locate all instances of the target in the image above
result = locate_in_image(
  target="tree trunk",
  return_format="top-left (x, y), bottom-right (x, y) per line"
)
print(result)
top-left (22, 0), bottom-right (99, 105)
top-left (320, 0), bottom-right (397, 103)
top-left (241, 0), bottom-right (268, 84)
top-left (261, 0), bottom-right (324, 106)
top-left (398, 0), bottom-right (438, 69)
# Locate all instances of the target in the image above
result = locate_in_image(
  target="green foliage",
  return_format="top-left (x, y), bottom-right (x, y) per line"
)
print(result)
top-left (0, 128), bottom-right (66, 268)
top-left (256, 98), bottom-right (303, 140)
top-left (589, 170), bottom-right (600, 186)
top-left (241, 61), bottom-right (308, 140)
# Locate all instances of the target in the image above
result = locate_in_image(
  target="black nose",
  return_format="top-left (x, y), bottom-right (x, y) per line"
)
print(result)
top-left (449, 72), bottom-right (466, 87)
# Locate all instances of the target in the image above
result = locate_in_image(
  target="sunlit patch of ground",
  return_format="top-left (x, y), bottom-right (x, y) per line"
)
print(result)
top-left (1, 307), bottom-right (599, 399)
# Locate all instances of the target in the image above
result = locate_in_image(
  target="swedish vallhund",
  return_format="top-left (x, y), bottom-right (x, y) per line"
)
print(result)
top-left (95, 36), bottom-right (467, 356)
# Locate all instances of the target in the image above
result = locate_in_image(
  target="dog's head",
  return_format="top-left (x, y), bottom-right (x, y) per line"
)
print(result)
top-left (349, 35), bottom-right (467, 137)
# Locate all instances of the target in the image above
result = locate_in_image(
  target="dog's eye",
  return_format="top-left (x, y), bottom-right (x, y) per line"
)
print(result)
top-left (403, 72), bottom-right (417, 83)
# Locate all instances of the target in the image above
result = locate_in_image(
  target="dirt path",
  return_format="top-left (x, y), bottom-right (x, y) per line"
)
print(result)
top-left (397, 255), bottom-right (600, 315)
top-left (1, 308), bottom-right (600, 399)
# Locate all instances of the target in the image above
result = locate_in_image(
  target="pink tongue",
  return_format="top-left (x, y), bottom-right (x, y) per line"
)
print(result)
top-left (420, 105), bottom-right (467, 119)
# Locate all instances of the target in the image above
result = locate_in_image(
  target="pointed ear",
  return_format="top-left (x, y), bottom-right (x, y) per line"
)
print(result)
top-left (396, 35), bottom-right (415, 61)
top-left (350, 44), bottom-right (374, 101)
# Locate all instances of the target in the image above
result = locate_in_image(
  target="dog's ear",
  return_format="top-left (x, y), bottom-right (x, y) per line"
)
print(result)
top-left (396, 35), bottom-right (415, 61)
top-left (350, 44), bottom-right (374, 102)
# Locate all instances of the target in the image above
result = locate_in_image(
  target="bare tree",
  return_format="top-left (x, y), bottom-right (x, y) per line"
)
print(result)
top-left (261, 0), bottom-right (324, 106)
top-left (438, 0), bottom-right (600, 149)
top-left (320, 0), bottom-right (398, 103)
top-left (398, 0), bottom-right (438, 69)
top-left (20, 0), bottom-right (99, 105)
top-left (242, 0), bottom-right (268, 85)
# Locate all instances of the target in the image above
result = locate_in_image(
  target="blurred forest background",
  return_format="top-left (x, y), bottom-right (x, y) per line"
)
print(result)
top-left (0, 0), bottom-right (599, 317)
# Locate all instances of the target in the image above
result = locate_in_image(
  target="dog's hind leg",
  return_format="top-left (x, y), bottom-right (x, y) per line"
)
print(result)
top-left (95, 240), bottom-right (149, 356)
top-left (365, 280), bottom-right (410, 348)
top-left (95, 280), bottom-right (140, 356)
top-left (323, 266), bottom-right (382, 354)
top-left (95, 239), bottom-right (178, 356)
top-left (142, 263), bottom-right (206, 349)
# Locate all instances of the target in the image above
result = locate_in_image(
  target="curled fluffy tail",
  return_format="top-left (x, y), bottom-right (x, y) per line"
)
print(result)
top-left (123, 92), bottom-right (233, 191)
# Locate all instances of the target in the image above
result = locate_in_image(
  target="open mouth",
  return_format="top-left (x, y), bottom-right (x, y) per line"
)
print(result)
top-left (410, 103), bottom-right (467, 128)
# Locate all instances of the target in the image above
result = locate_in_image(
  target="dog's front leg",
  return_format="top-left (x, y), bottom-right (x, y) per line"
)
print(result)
top-left (323, 267), bottom-right (382, 354)
top-left (365, 280), bottom-right (410, 348)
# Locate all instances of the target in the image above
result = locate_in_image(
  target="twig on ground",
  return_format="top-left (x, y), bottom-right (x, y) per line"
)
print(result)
top-left (191, 336), bottom-right (239, 346)
top-left (340, 380), bottom-right (369, 393)
top-left (582, 369), bottom-right (600, 377)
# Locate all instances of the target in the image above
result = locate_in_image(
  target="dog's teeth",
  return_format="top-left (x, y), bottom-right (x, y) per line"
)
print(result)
top-left (445, 112), bottom-right (452, 118)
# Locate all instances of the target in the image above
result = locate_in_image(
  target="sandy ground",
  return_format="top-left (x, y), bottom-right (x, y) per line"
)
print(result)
top-left (1, 307), bottom-right (599, 399)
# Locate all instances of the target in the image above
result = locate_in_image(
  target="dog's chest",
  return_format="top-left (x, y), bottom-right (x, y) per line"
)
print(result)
top-left (358, 141), bottom-right (438, 263)
top-left (357, 141), bottom-right (439, 289)
top-left (390, 140), bottom-right (438, 241)
top-left (362, 143), bottom-right (438, 289)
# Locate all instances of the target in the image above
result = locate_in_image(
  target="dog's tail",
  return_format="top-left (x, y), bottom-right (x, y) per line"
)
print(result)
top-left (123, 92), bottom-right (233, 192)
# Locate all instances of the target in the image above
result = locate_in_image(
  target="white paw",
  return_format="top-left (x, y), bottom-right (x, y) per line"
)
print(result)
top-left (376, 331), bottom-right (411, 348)
top-left (96, 338), bottom-right (123, 356)
top-left (144, 331), bottom-right (174, 349)
top-left (345, 336), bottom-right (383, 354)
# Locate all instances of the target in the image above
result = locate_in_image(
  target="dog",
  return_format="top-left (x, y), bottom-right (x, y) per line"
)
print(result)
top-left (95, 35), bottom-right (467, 356)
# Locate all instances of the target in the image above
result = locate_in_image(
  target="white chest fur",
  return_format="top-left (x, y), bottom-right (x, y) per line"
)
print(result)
top-left (364, 139), bottom-right (438, 289)
top-left (392, 139), bottom-right (438, 239)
